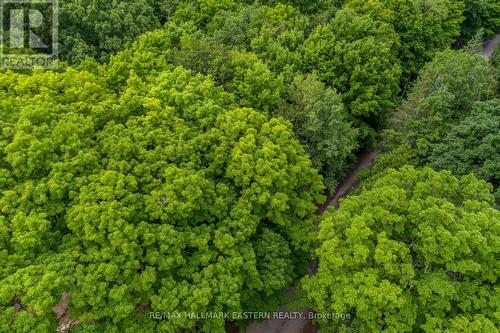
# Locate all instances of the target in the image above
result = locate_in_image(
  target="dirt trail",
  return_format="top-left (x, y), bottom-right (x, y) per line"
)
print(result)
top-left (317, 150), bottom-right (380, 214)
top-left (482, 35), bottom-right (499, 59)
top-left (245, 150), bottom-right (379, 333)
top-left (245, 307), bottom-right (314, 333)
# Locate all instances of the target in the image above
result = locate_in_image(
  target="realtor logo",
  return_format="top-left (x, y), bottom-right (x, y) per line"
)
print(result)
top-left (0, 0), bottom-right (58, 69)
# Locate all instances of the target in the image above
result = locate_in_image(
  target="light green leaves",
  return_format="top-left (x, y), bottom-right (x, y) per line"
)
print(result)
top-left (0, 60), bottom-right (324, 331)
top-left (304, 166), bottom-right (499, 332)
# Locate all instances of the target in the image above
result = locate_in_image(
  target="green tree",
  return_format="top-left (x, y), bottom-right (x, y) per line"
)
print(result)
top-left (401, 49), bottom-right (497, 156)
top-left (383, 0), bottom-right (463, 84)
top-left (248, 0), bottom-right (342, 14)
top-left (303, 166), bottom-right (499, 332)
top-left (223, 51), bottom-right (284, 113)
top-left (59, 0), bottom-right (162, 63)
top-left (207, 3), bottom-right (311, 84)
top-left (491, 47), bottom-right (500, 75)
top-left (171, 0), bottom-right (238, 26)
top-left (0, 63), bottom-right (324, 332)
top-left (428, 99), bottom-right (500, 204)
top-left (98, 16), bottom-right (358, 190)
top-left (302, 1), bottom-right (401, 141)
top-left (460, 0), bottom-right (500, 42)
top-left (279, 74), bottom-right (358, 190)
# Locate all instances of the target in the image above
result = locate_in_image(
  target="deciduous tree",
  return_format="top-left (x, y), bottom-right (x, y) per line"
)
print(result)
top-left (302, 1), bottom-right (401, 140)
top-left (303, 166), bottom-right (499, 332)
top-left (428, 99), bottom-right (500, 204)
top-left (279, 74), bottom-right (358, 190)
top-left (0, 64), bottom-right (324, 332)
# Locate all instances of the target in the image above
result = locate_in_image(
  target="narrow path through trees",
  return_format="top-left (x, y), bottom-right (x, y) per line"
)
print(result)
top-left (316, 150), bottom-right (380, 214)
top-left (245, 150), bottom-right (379, 333)
top-left (482, 35), bottom-right (500, 59)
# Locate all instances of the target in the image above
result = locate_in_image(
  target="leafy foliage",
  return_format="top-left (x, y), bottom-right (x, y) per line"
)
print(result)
top-left (335, 0), bottom-right (463, 86)
top-left (303, 166), bottom-right (499, 332)
top-left (279, 74), bottom-right (358, 189)
top-left (58, 0), bottom-right (164, 63)
top-left (302, 1), bottom-right (401, 136)
top-left (1, 1), bottom-right (495, 331)
top-left (383, 0), bottom-right (464, 84)
top-left (0, 62), bottom-right (324, 332)
top-left (491, 46), bottom-right (500, 75)
top-left (161, 0), bottom-right (463, 148)
top-left (66, 0), bottom-right (465, 187)
top-left (401, 49), bottom-right (497, 156)
top-left (428, 99), bottom-right (500, 203)
top-left (104, 3), bottom-right (362, 189)
top-left (374, 49), bottom-right (500, 204)
top-left (460, 0), bottom-right (500, 42)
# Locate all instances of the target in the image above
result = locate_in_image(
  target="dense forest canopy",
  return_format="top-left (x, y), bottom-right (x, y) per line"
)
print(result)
top-left (372, 49), bottom-right (500, 205)
top-left (0, 64), bottom-right (325, 332)
top-left (0, 0), bottom-right (498, 332)
top-left (304, 166), bottom-right (499, 332)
